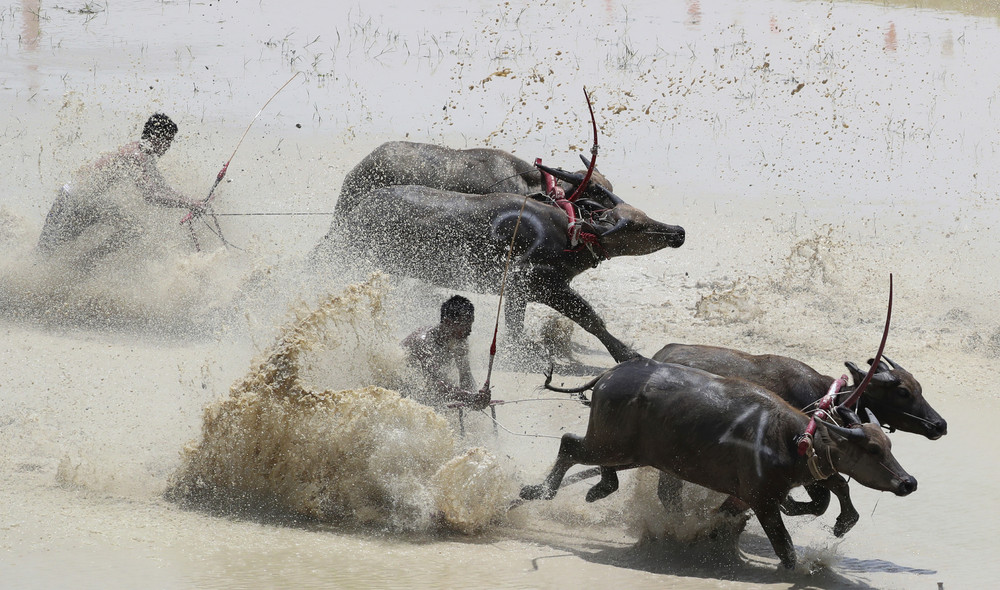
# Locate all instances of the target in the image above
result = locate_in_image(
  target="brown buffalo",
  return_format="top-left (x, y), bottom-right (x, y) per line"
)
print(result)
top-left (650, 343), bottom-right (944, 536)
top-left (311, 143), bottom-right (685, 362)
top-left (521, 357), bottom-right (917, 569)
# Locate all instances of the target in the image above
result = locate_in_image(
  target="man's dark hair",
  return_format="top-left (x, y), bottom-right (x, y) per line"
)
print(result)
top-left (142, 113), bottom-right (178, 141)
top-left (441, 295), bottom-right (474, 322)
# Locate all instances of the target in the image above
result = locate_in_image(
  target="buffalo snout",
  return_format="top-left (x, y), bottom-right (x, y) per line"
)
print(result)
top-left (894, 475), bottom-right (918, 497)
top-left (926, 417), bottom-right (948, 440)
top-left (667, 225), bottom-right (685, 248)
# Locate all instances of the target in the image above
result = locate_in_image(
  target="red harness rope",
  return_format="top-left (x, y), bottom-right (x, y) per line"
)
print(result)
top-left (797, 273), bottom-right (894, 457)
top-left (797, 375), bottom-right (848, 456)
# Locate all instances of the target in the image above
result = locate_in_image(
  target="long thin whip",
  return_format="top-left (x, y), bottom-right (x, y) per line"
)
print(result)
top-left (841, 273), bottom-right (893, 408)
top-left (482, 195), bottom-right (529, 393)
top-left (182, 71), bottom-right (302, 248)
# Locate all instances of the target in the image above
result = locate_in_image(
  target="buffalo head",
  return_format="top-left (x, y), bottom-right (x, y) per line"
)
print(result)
top-left (845, 356), bottom-right (947, 439)
top-left (591, 203), bottom-right (685, 255)
top-left (536, 162), bottom-right (685, 255)
top-left (818, 418), bottom-right (917, 497)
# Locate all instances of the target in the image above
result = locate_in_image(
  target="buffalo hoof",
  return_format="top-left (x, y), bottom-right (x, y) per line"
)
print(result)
top-left (519, 484), bottom-right (555, 501)
top-left (585, 480), bottom-right (618, 503)
top-left (833, 509), bottom-right (860, 537)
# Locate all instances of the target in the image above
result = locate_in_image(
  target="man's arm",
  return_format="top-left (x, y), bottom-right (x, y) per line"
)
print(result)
top-left (135, 152), bottom-right (201, 209)
top-left (455, 340), bottom-right (476, 392)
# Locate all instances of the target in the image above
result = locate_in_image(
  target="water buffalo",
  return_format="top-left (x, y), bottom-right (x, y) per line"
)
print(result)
top-left (650, 343), bottom-right (944, 536)
top-left (521, 357), bottom-right (917, 570)
top-left (653, 344), bottom-right (947, 439)
top-left (312, 143), bottom-right (685, 362)
top-left (329, 141), bottom-right (618, 216)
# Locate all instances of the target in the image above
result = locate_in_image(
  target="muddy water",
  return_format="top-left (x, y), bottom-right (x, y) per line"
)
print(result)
top-left (1, 0), bottom-right (998, 588)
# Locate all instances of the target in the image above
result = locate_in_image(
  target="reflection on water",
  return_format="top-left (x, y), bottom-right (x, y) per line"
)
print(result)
top-left (884, 21), bottom-right (898, 51)
top-left (20, 0), bottom-right (40, 51)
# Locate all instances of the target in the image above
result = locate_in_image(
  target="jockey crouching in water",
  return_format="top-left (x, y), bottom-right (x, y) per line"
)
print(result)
top-left (401, 295), bottom-right (491, 411)
top-left (36, 113), bottom-right (205, 269)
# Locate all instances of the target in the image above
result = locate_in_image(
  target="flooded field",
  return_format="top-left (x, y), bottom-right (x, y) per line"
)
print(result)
top-left (1, 0), bottom-right (998, 588)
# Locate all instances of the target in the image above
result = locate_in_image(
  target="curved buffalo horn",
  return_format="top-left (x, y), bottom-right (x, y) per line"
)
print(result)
top-left (535, 162), bottom-right (585, 185)
top-left (535, 162), bottom-right (625, 205)
top-left (868, 357), bottom-right (892, 373)
top-left (580, 153), bottom-right (594, 169)
top-left (881, 355), bottom-right (903, 372)
top-left (844, 361), bottom-right (865, 384)
top-left (841, 274), bottom-right (893, 408)
top-left (599, 216), bottom-right (629, 237)
top-left (591, 183), bottom-right (624, 206)
top-left (871, 372), bottom-right (900, 385)
top-left (835, 405), bottom-right (863, 427)
top-left (865, 408), bottom-right (883, 429)
top-left (821, 419), bottom-right (866, 441)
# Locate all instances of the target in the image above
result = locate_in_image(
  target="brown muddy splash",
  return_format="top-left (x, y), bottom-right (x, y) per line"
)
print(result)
top-left (167, 275), bottom-right (513, 533)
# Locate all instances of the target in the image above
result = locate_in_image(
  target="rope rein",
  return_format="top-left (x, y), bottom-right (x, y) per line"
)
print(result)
top-left (183, 71), bottom-right (302, 250)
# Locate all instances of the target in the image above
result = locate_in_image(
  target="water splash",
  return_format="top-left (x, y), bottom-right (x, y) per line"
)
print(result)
top-left (167, 275), bottom-right (513, 533)
top-left (625, 467), bottom-right (748, 548)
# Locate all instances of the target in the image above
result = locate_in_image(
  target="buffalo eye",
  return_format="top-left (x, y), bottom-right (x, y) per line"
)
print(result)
top-left (896, 387), bottom-right (911, 399)
top-left (866, 443), bottom-right (881, 455)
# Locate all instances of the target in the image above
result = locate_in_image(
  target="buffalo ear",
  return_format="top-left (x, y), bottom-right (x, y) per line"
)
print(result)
top-left (845, 361), bottom-right (866, 385)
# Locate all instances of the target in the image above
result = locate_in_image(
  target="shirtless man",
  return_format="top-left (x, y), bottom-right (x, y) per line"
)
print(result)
top-left (401, 295), bottom-right (491, 410)
top-left (37, 113), bottom-right (204, 267)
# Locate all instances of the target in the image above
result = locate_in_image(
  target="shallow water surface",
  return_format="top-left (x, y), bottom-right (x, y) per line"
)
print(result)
top-left (1, 0), bottom-right (998, 588)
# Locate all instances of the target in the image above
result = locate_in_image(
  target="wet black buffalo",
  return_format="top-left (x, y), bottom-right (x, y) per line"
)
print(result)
top-left (651, 343), bottom-right (944, 536)
top-left (521, 357), bottom-right (917, 570)
top-left (312, 142), bottom-right (685, 362)
top-left (328, 141), bottom-right (619, 214)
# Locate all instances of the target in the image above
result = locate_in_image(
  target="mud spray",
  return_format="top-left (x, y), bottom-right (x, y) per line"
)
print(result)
top-left (166, 275), bottom-right (514, 534)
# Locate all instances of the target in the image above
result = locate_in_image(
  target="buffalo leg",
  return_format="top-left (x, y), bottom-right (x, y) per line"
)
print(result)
top-left (586, 463), bottom-right (644, 502)
top-left (520, 433), bottom-right (632, 501)
top-left (780, 483), bottom-right (831, 517)
top-left (519, 433), bottom-right (586, 500)
top-left (541, 286), bottom-right (637, 362)
top-left (780, 475), bottom-right (858, 537)
top-left (754, 502), bottom-right (797, 569)
top-left (825, 474), bottom-right (860, 537)
top-left (656, 471), bottom-right (684, 512)
top-left (585, 467), bottom-right (620, 502)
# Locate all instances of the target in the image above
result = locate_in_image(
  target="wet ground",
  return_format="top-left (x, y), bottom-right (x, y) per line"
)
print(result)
top-left (2, 0), bottom-right (999, 588)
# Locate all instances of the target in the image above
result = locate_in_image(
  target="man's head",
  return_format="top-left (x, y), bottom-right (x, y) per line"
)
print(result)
top-left (142, 113), bottom-right (178, 156)
top-left (440, 295), bottom-right (474, 339)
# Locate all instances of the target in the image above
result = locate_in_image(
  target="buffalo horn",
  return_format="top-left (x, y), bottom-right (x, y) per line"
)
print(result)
top-left (882, 355), bottom-right (903, 372)
top-left (864, 408), bottom-right (883, 429)
top-left (868, 357), bottom-right (892, 373)
top-left (591, 183), bottom-right (625, 206)
top-left (835, 405), bottom-right (863, 427)
top-left (535, 163), bottom-right (584, 186)
top-left (871, 371), bottom-right (899, 385)
top-left (822, 419), bottom-right (866, 441)
top-left (599, 217), bottom-right (629, 237)
top-left (536, 162), bottom-right (625, 206)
